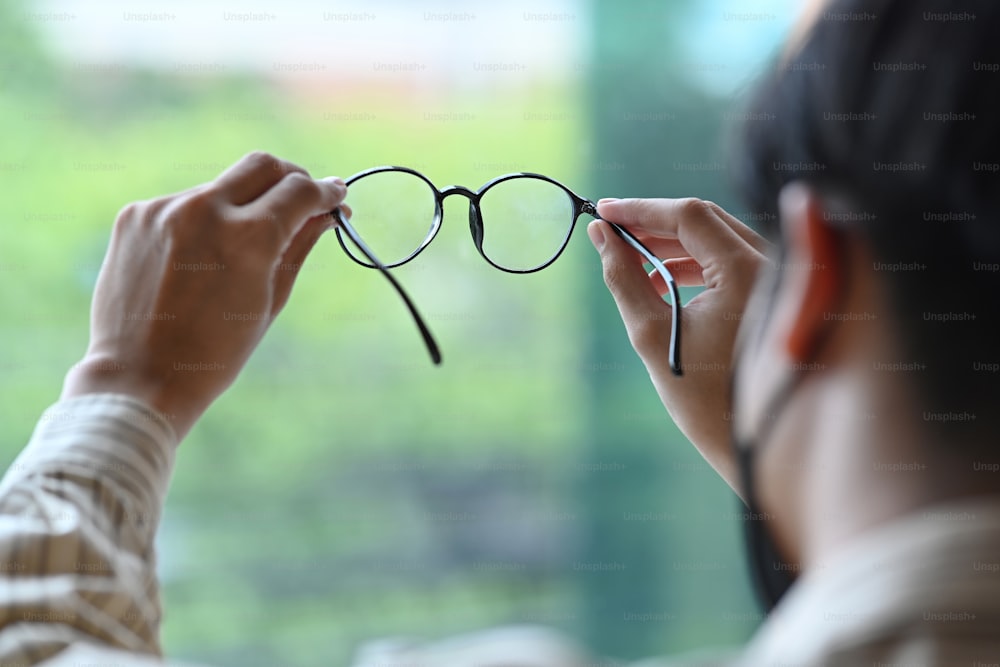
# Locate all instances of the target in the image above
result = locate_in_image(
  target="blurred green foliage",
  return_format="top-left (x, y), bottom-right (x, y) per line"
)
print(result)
top-left (0, 1), bottom-right (770, 665)
top-left (576, 0), bottom-right (762, 659)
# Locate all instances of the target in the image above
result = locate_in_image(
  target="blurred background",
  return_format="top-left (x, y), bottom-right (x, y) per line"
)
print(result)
top-left (1, 1), bottom-right (798, 664)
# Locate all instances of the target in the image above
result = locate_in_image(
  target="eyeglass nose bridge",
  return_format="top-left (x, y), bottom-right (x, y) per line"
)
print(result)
top-left (437, 185), bottom-right (486, 248)
top-left (439, 184), bottom-right (478, 200)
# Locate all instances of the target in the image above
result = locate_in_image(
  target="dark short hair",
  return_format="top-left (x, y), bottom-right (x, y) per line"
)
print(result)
top-left (734, 0), bottom-right (1000, 443)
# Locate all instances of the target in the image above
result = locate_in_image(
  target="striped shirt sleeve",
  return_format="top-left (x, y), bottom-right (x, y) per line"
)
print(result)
top-left (0, 393), bottom-right (178, 665)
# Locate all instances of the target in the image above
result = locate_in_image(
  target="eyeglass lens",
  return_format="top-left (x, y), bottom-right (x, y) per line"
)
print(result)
top-left (340, 170), bottom-right (578, 272)
top-left (335, 168), bottom-right (683, 376)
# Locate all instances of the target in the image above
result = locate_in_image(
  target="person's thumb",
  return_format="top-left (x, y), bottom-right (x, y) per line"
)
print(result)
top-left (587, 219), bottom-right (673, 360)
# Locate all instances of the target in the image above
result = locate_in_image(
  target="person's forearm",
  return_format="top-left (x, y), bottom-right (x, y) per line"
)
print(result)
top-left (0, 394), bottom-right (176, 665)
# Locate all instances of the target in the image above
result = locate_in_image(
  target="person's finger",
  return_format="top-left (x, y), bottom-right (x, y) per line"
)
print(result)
top-left (332, 203), bottom-right (353, 223)
top-left (702, 201), bottom-right (773, 255)
top-left (648, 258), bottom-right (705, 293)
top-left (625, 234), bottom-right (690, 260)
top-left (600, 197), bottom-right (769, 254)
top-left (213, 151), bottom-right (310, 206)
top-left (243, 174), bottom-right (347, 245)
top-left (597, 198), bottom-right (755, 267)
top-left (621, 214), bottom-right (767, 261)
top-left (270, 214), bottom-right (335, 316)
top-left (588, 219), bottom-right (673, 362)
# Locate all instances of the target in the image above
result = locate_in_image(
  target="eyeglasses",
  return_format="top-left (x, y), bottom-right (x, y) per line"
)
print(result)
top-left (331, 166), bottom-right (683, 376)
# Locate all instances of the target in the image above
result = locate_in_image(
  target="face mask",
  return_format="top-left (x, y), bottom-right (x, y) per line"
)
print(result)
top-left (732, 383), bottom-right (799, 611)
top-left (730, 246), bottom-right (805, 612)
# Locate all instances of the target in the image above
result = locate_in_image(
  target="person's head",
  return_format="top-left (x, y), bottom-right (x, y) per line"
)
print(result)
top-left (730, 0), bottom-right (1000, 600)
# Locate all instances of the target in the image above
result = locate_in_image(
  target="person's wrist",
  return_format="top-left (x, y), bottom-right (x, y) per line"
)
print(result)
top-left (61, 354), bottom-right (197, 439)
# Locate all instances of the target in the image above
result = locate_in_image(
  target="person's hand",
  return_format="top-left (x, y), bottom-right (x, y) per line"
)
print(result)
top-left (588, 198), bottom-right (772, 490)
top-left (61, 152), bottom-right (348, 440)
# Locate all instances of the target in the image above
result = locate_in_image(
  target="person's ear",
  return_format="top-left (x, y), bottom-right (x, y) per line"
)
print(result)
top-left (772, 182), bottom-right (845, 363)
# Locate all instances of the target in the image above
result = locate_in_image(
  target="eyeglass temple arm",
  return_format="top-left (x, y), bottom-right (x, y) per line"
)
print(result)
top-left (333, 209), bottom-right (442, 365)
top-left (604, 221), bottom-right (683, 377)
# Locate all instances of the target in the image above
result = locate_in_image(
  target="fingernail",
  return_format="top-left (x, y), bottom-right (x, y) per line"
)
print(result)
top-left (324, 176), bottom-right (347, 190)
top-left (587, 221), bottom-right (606, 251)
top-left (596, 198), bottom-right (621, 218)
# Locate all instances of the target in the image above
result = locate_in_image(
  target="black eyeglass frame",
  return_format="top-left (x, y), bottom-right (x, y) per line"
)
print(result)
top-left (332, 166), bottom-right (682, 376)
top-left (336, 165), bottom-right (592, 274)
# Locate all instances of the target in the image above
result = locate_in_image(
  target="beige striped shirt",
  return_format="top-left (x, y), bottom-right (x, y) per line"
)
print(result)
top-left (2, 394), bottom-right (1000, 666)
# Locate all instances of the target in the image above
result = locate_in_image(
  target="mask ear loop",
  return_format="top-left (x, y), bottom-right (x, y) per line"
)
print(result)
top-left (733, 228), bottom-right (850, 611)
